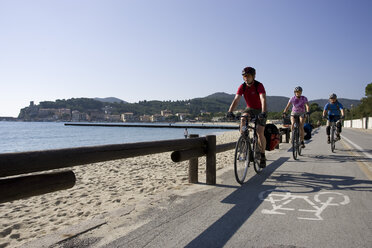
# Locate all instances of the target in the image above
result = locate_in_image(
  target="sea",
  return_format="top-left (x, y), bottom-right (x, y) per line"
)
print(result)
top-left (0, 121), bottom-right (236, 154)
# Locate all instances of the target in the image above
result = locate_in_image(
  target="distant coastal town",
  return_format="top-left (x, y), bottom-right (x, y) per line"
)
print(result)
top-left (5, 100), bottom-right (223, 123)
top-left (0, 93), bottom-right (364, 124)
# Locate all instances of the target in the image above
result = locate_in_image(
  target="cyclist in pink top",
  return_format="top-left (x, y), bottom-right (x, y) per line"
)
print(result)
top-left (283, 86), bottom-right (310, 148)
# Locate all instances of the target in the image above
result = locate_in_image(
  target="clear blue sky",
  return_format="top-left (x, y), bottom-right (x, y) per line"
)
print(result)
top-left (1, 0), bottom-right (371, 117)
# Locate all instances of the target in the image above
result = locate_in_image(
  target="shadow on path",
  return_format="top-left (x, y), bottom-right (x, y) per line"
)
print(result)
top-left (185, 157), bottom-right (289, 248)
top-left (266, 171), bottom-right (372, 193)
top-left (302, 153), bottom-right (372, 164)
top-left (185, 154), bottom-right (372, 247)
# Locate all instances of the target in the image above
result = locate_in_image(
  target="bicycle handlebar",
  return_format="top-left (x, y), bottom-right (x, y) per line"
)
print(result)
top-left (323, 115), bottom-right (344, 121)
top-left (227, 112), bottom-right (258, 122)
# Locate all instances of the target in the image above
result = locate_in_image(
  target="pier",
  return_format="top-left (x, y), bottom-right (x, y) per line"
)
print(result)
top-left (64, 123), bottom-right (239, 129)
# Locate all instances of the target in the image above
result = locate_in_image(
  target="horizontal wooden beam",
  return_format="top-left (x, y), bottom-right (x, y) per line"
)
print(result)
top-left (0, 171), bottom-right (76, 203)
top-left (171, 142), bottom-right (236, 163)
top-left (171, 147), bottom-right (206, 163)
top-left (216, 142), bottom-right (236, 153)
top-left (0, 137), bottom-right (206, 177)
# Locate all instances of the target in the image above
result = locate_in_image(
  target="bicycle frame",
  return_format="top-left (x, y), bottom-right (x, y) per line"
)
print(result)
top-left (329, 121), bottom-right (337, 152)
top-left (242, 115), bottom-right (263, 172)
top-left (327, 116), bottom-right (340, 153)
top-left (233, 115), bottom-right (263, 184)
top-left (291, 115), bottom-right (302, 160)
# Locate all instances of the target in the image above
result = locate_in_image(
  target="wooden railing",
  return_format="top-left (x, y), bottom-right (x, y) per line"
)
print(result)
top-left (0, 171), bottom-right (75, 203)
top-left (171, 134), bottom-right (236, 184)
top-left (0, 135), bottom-right (235, 203)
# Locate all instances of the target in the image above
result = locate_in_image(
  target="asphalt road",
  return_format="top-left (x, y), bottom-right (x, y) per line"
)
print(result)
top-left (56, 127), bottom-right (372, 248)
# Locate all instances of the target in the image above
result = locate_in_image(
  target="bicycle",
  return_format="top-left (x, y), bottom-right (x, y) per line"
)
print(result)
top-left (283, 114), bottom-right (302, 160)
top-left (326, 115), bottom-right (341, 153)
top-left (292, 115), bottom-right (302, 160)
top-left (233, 114), bottom-right (263, 184)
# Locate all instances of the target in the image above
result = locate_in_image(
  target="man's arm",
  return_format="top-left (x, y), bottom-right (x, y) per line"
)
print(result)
top-left (260, 93), bottom-right (267, 113)
top-left (228, 94), bottom-right (242, 112)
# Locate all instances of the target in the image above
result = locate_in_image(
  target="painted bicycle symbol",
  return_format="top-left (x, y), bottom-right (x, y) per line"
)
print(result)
top-left (258, 189), bottom-right (350, 221)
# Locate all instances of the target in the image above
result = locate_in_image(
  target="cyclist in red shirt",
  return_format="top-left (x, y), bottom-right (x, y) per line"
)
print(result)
top-left (227, 67), bottom-right (267, 168)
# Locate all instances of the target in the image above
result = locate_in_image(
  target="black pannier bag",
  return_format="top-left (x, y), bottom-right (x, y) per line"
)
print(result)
top-left (264, 124), bottom-right (280, 151)
top-left (304, 123), bottom-right (313, 140)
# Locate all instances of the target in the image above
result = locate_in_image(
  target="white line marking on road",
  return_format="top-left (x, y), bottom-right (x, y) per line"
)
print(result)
top-left (342, 135), bottom-right (372, 159)
top-left (314, 192), bottom-right (350, 205)
top-left (259, 190), bottom-right (350, 221)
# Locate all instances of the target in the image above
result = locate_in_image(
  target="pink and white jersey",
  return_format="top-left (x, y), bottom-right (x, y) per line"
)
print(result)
top-left (289, 95), bottom-right (308, 113)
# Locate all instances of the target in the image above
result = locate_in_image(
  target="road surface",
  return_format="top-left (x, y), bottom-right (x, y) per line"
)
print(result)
top-left (51, 127), bottom-right (372, 248)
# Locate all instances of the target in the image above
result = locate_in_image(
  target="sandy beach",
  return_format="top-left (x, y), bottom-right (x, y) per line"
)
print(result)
top-left (0, 131), bottom-right (241, 248)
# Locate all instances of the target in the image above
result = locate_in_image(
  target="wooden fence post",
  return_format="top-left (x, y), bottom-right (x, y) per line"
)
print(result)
top-left (188, 134), bottom-right (199, 183)
top-left (206, 135), bottom-right (216, 185)
top-left (286, 129), bottom-right (290, 143)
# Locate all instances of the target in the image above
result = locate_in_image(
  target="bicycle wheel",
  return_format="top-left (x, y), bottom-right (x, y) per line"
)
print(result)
top-left (234, 135), bottom-right (251, 184)
top-left (292, 128), bottom-right (298, 160)
top-left (331, 126), bottom-right (336, 152)
top-left (298, 129), bottom-right (302, 156)
top-left (253, 137), bottom-right (263, 174)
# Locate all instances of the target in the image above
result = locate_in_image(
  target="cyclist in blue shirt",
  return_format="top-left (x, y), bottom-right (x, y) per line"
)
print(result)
top-left (322, 93), bottom-right (345, 143)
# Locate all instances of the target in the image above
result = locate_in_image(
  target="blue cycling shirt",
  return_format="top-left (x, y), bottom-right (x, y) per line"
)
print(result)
top-left (324, 101), bottom-right (344, 116)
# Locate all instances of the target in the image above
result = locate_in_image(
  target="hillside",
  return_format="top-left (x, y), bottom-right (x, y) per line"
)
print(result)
top-left (308, 98), bottom-right (360, 109)
top-left (18, 93), bottom-right (361, 120)
top-left (199, 92), bottom-right (289, 112)
top-left (94, 97), bottom-right (127, 104)
top-left (199, 93), bottom-right (360, 112)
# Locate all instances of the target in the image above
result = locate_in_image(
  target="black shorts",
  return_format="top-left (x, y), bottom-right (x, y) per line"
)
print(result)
top-left (243, 108), bottom-right (266, 126)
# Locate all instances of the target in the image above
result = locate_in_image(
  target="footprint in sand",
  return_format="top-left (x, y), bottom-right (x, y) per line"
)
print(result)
top-left (10, 233), bottom-right (20, 239)
top-left (0, 242), bottom-right (10, 248)
top-left (0, 227), bottom-right (12, 238)
top-left (0, 224), bottom-right (22, 238)
top-left (57, 212), bottom-right (67, 217)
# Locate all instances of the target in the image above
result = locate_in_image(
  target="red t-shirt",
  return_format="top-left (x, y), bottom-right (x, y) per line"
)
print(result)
top-left (237, 81), bottom-right (266, 110)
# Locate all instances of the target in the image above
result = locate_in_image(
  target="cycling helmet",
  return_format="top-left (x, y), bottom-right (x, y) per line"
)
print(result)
top-left (294, 86), bottom-right (303, 92)
top-left (242, 67), bottom-right (256, 77)
top-left (329, 93), bottom-right (337, 99)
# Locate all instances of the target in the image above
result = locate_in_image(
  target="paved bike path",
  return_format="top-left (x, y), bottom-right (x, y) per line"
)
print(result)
top-left (58, 127), bottom-right (372, 248)
top-left (342, 128), bottom-right (372, 159)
